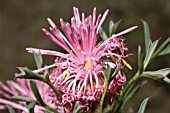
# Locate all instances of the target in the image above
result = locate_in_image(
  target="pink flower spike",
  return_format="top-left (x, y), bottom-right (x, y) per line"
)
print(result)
top-left (4, 7), bottom-right (137, 112)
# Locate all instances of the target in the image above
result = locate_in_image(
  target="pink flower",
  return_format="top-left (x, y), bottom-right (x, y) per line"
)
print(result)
top-left (0, 7), bottom-right (137, 112)
top-left (0, 79), bottom-right (68, 113)
top-left (0, 79), bottom-right (47, 112)
top-left (26, 7), bottom-right (137, 110)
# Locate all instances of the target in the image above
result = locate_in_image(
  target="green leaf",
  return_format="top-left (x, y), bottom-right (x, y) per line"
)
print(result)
top-left (27, 101), bottom-right (36, 113)
top-left (30, 80), bottom-right (45, 106)
top-left (109, 20), bottom-right (121, 36)
top-left (142, 68), bottom-right (170, 84)
top-left (16, 69), bottom-right (62, 98)
top-left (16, 70), bottom-right (46, 82)
top-left (34, 52), bottom-right (43, 69)
top-left (144, 39), bottom-right (159, 69)
top-left (109, 20), bottom-right (114, 36)
top-left (142, 20), bottom-right (151, 51)
top-left (99, 27), bottom-right (108, 41)
top-left (138, 45), bottom-right (144, 74)
top-left (43, 110), bottom-right (51, 113)
top-left (138, 97), bottom-right (150, 113)
top-left (151, 37), bottom-right (170, 60)
top-left (73, 101), bottom-right (83, 113)
top-left (122, 81), bottom-right (147, 109)
top-left (12, 96), bottom-right (35, 103)
top-left (159, 42), bottom-right (170, 56)
top-left (16, 67), bottom-right (29, 76)
top-left (110, 67), bottom-right (120, 81)
top-left (104, 66), bottom-right (111, 81)
top-left (7, 105), bottom-right (16, 113)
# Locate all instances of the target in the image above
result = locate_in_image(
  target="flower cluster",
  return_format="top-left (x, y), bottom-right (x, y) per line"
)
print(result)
top-left (0, 7), bottom-right (137, 112)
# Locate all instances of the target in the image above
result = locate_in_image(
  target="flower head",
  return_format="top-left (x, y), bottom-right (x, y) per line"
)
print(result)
top-left (0, 79), bottom-right (51, 113)
top-left (26, 7), bottom-right (137, 111)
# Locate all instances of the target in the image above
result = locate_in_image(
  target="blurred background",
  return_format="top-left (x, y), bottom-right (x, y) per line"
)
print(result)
top-left (0, 0), bottom-right (170, 113)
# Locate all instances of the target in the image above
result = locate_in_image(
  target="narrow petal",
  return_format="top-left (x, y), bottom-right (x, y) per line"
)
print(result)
top-left (0, 98), bottom-right (28, 112)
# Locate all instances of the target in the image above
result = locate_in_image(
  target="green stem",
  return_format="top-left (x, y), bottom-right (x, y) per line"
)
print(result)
top-left (46, 79), bottom-right (62, 98)
top-left (99, 80), bottom-right (109, 113)
top-left (113, 73), bottom-right (140, 113)
top-left (44, 104), bottom-right (59, 113)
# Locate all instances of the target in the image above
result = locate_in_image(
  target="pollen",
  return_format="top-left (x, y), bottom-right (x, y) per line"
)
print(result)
top-left (87, 58), bottom-right (91, 68)
top-left (68, 51), bottom-right (72, 58)
top-left (95, 41), bottom-right (103, 48)
top-left (121, 58), bottom-right (132, 70)
top-left (76, 45), bottom-right (81, 51)
top-left (78, 63), bottom-right (85, 68)
top-left (63, 69), bottom-right (68, 76)
top-left (48, 103), bottom-right (53, 107)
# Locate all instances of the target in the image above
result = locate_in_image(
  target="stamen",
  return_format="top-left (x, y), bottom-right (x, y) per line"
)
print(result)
top-left (78, 64), bottom-right (85, 68)
top-left (87, 58), bottom-right (91, 68)
top-left (76, 45), bottom-right (81, 51)
top-left (63, 69), bottom-right (68, 77)
top-left (68, 51), bottom-right (72, 58)
top-left (95, 41), bottom-right (103, 48)
top-left (121, 58), bottom-right (132, 70)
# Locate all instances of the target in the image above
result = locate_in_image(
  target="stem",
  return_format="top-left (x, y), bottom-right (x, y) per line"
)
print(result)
top-left (44, 104), bottom-right (59, 113)
top-left (99, 80), bottom-right (109, 113)
top-left (99, 68), bottom-right (111, 113)
top-left (113, 73), bottom-right (140, 113)
top-left (109, 96), bottom-right (116, 112)
top-left (46, 79), bottom-right (62, 98)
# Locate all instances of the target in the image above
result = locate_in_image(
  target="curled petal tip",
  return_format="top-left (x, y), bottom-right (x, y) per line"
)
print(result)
top-left (42, 28), bottom-right (48, 34)
top-left (42, 28), bottom-right (46, 31)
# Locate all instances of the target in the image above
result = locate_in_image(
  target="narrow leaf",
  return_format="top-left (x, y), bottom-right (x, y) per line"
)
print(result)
top-left (138, 45), bottom-right (144, 74)
top-left (7, 105), bottom-right (16, 113)
top-left (73, 101), bottom-right (83, 113)
top-left (104, 66), bottom-right (111, 81)
top-left (43, 110), bottom-right (51, 113)
top-left (137, 97), bottom-right (150, 113)
top-left (123, 81), bottom-right (147, 106)
top-left (144, 39), bottom-right (159, 69)
top-left (109, 20), bottom-right (121, 36)
top-left (110, 67), bottom-right (120, 81)
top-left (12, 96), bottom-right (35, 103)
top-left (142, 68), bottom-right (170, 84)
top-left (16, 69), bottom-right (62, 98)
top-left (27, 101), bottom-right (36, 113)
top-left (30, 80), bottom-right (45, 106)
top-left (16, 67), bottom-right (29, 76)
top-left (34, 52), bottom-right (43, 69)
top-left (16, 70), bottom-right (46, 82)
top-left (159, 43), bottom-right (170, 56)
top-left (109, 20), bottom-right (115, 36)
top-left (151, 37), bottom-right (170, 60)
top-left (99, 27), bottom-right (108, 41)
top-left (142, 20), bottom-right (151, 51)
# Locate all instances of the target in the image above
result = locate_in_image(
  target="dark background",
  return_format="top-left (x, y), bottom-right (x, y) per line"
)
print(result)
top-left (0, 0), bottom-right (170, 113)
